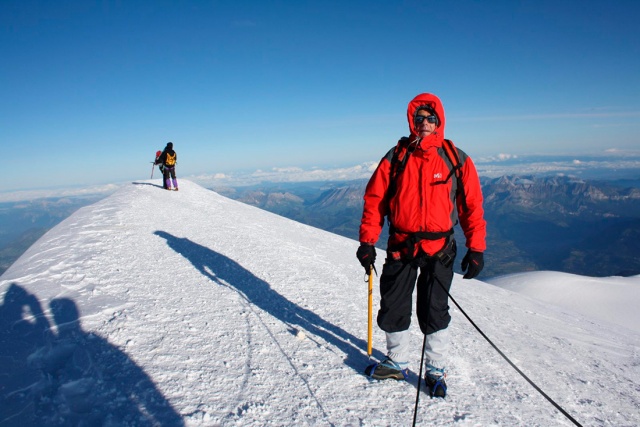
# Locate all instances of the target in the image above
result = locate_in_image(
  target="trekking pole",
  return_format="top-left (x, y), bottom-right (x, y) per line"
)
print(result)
top-left (367, 265), bottom-right (373, 358)
top-left (412, 272), bottom-right (434, 427)
top-left (413, 333), bottom-right (428, 427)
top-left (150, 162), bottom-right (155, 179)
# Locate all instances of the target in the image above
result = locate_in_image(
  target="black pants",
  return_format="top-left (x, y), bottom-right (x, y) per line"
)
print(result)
top-left (163, 166), bottom-right (176, 180)
top-left (377, 240), bottom-right (456, 335)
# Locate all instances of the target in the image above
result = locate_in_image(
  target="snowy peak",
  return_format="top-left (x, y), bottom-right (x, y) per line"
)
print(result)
top-left (487, 271), bottom-right (640, 334)
top-left (1, 180), bottom-right (639, 426)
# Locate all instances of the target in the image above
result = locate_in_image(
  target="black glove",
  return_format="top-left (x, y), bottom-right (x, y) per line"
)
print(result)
top-left (356, 243), bottom-right (376, 272)
top-left (461, 250), bottom-right (484, 279)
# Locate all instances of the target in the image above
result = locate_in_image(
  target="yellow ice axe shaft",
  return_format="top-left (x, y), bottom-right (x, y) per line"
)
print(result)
top-left (367, 265), bottom-right (373, 357)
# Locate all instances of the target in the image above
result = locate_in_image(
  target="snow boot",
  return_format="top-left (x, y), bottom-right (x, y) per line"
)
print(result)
top-left (424, 364), bottom-right (447, 398)
top-left (364, 357), bottom-right (409, 380)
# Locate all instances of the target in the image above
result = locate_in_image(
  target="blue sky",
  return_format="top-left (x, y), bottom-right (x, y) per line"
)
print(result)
top-left (2, 0), bottom-right (639, 192)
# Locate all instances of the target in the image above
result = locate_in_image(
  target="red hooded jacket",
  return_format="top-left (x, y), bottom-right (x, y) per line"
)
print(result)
top-left (359, 93), bottom-right (486, 256)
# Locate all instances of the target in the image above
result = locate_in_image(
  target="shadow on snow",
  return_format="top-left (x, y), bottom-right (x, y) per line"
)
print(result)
top-left (0, 283), bottom-right (183, 427)
top-left (154, 230), bottom-right (385, 375)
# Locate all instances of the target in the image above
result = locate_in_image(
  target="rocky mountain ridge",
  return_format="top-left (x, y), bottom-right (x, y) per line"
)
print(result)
top-left (484, 175), bottom-right (640, 218)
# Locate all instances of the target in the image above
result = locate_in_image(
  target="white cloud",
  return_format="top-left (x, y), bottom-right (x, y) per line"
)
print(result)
top-left (475, 155), bottom-right (640, 178)
top-left (498, 153), bottom-right (517, 161)
top-left (187, 162), bottom-right (378, 187)
top-left (603, 148), bottom-right (640, 155)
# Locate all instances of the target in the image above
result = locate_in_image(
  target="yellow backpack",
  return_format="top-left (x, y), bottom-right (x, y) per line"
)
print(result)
top-left (166, 152), bottom-right (176, 166)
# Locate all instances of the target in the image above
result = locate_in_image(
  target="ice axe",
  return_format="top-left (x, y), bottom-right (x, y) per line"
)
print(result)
top-left (150, 150), bottom-right (162, 179)
top-left (367, 264), bottom-right (374, 358)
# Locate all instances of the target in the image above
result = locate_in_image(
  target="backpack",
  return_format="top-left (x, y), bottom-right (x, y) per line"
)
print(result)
top-left (165, 152), bottom-right (176, 166)
top-left (388, 137), bottom-right (468, 213)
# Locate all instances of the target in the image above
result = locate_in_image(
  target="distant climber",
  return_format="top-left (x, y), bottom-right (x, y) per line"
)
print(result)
top-left (155, 142), bottom-right (179, 191)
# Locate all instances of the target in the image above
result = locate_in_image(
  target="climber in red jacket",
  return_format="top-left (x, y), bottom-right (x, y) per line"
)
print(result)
top-left (356, 93), bottom-right (487, 398)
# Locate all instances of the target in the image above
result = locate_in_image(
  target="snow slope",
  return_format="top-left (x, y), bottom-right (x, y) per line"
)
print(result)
top-left (486, 271), bottom-right (640, 334)
top-left (1, 180), bottom-right (639, 426)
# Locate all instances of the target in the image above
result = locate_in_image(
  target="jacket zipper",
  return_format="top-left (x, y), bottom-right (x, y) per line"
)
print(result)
top-left (418, 160), bottom-right (424, 232)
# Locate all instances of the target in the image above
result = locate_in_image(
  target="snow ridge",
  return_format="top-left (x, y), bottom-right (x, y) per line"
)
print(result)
top-left (1, 180), bottom-right (639, 426)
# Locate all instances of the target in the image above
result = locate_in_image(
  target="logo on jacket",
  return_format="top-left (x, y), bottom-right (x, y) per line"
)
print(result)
top-left (433, 173), bottom-right (443, 179)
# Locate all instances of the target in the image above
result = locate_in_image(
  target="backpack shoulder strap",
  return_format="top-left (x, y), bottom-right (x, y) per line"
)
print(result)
top-left (440, 139), bottom-right (462, 180)
top-left (386, 137), bottom-right (414, 200)
top-left (440, 139), bottom-right (468, 212)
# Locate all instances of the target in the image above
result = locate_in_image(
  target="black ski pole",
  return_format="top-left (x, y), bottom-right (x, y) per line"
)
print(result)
top-left (412, 271), bottom-right (434, 427)
top-left (413, 332), bottom-right (428, 426)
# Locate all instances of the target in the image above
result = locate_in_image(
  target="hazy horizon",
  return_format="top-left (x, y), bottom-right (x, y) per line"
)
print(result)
top-left (2, 152), bottom-right (639, 203)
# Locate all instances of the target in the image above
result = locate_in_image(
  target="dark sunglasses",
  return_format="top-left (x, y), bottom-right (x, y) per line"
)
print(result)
top-left (414, 115), bottom-right (438, 124)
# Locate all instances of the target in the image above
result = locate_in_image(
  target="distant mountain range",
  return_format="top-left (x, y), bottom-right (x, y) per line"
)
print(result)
top-left (213, 175), bottom-right (640, 278)
top-left (482, 175), bottom-right (640, 277)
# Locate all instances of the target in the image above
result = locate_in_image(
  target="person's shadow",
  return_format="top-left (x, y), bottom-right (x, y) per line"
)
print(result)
top-left (0, 283), bottom-right (184, 427)
top-left (132, 181), bottom-right (163, 189)
top-left (154, 231), bottom-right (384, 374)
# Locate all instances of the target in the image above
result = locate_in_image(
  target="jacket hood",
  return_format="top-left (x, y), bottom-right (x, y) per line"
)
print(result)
top-left (406, 93), bottom-right (446, 142)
